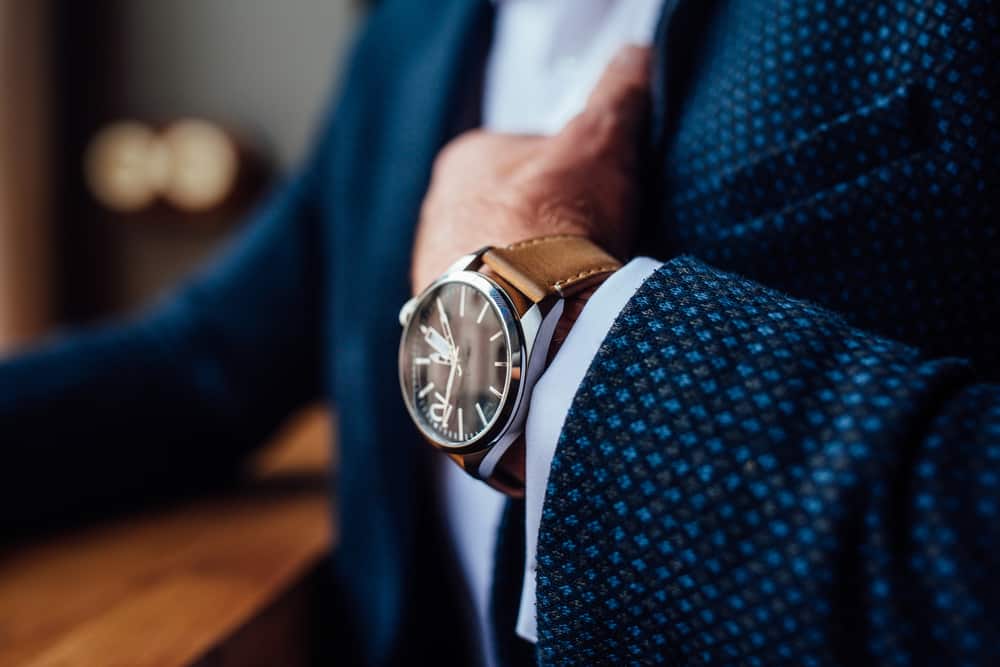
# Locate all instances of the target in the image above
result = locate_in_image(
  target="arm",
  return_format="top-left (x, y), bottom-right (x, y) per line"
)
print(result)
top-left (535, 256), bottom-right (999, 664)
top-left (0, 122), bottom-right (334, 533)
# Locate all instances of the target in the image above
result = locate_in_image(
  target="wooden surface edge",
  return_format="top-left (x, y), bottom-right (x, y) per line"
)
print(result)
top-left (0, 407), bottom-right (336, 667)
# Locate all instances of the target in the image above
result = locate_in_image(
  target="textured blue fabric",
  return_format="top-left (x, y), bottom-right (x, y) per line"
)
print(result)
top-left (537, 0), bottom-right (1000, 664)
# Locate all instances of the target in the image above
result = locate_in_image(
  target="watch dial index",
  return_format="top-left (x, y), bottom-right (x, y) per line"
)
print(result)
top-left (401, 278), bottom-right (515, 447)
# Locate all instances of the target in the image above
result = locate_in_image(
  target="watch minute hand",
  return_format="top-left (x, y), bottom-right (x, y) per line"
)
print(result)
top-left (442, 348), bottom-right (460, 427)
top-left (436, 297), bottom-right (455, 347)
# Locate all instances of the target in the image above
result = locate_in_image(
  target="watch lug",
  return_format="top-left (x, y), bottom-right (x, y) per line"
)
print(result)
top-left (444, 247), bottom-right (489, 274)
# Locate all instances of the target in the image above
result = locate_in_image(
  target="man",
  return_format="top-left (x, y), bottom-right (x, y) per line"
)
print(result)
top-left (2, 0), bottom-right (998, 665)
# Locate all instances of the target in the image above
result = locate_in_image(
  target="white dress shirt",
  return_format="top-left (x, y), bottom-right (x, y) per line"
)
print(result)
top-left (439, 1), bottom-right (665, 663)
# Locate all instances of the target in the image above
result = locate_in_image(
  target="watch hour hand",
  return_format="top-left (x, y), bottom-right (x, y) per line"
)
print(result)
top-left (421, 324), bottom-right (453, 360)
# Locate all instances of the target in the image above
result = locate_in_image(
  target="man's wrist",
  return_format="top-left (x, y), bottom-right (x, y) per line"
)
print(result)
top-left (547, 281), bottom-right (605, 363)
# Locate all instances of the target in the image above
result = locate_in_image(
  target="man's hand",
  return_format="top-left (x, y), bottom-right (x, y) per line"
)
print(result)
top-left (411, 45), bottom-right (652, 495)
top-left (410, 45), bottom-right (652, 295)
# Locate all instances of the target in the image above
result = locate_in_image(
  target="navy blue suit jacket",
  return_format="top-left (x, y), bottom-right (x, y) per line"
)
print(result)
top-left (3, 0), bottom-right (998, 664)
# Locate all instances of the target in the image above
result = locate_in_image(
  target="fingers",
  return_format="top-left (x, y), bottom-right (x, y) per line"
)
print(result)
top-left (586, 45), bottom-right (653, 120)
top-left (432, 130), bottom-right (544, 182)
top-left (555, 45), bottom-right (652, 164)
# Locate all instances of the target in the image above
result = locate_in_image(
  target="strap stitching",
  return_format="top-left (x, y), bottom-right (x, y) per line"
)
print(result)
top-left (554, 265), bottom-right (620, 291)
top-left (505, 234), bottom-right (581, 250)
top-left (499, 235), bottom-right (618, 295)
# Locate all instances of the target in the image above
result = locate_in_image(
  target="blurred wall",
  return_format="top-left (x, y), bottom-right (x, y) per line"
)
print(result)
top-left (0, 1), bottom-right (51, 353)
top-left (113, 0), bottom-right (363, 171)
top-left (56, 0), bottom-right (365, 319)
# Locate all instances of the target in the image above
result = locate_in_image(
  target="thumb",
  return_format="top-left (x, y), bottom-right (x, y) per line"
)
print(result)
top-left (556, 45), bottom-right (652, 160)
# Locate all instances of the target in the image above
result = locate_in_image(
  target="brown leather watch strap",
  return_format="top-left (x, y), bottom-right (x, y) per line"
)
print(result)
top-left (481, 235), bottom-right (622, 302)
top-left (447, 451), bottom-right (525, 497)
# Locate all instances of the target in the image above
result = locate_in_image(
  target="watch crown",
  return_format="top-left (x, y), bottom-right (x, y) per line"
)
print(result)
top-left (398, 297), bottom-right (419, 327)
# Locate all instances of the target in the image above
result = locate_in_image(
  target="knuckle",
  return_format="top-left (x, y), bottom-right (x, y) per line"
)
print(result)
top-left (433, 130), bottom-right (483, 173)
top-left (576, 107), bottom-right (620, 136)
top-left (572, 108), bottom-right (623, 151)
top-left (558, 111), bottom-right (620, 163)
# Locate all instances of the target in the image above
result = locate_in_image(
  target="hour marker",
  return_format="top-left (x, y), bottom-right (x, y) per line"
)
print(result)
top-left (489, 331), bottom-right (502, 342)
top-left (458, 408), bottom-right (464, 439)
top-left (476, 302), bottom-right (489, 324)
top-left (460, 286), bottom-right (466, 318)
top-left (418, 382), bottom-right (435, 398)
top-left (489, 385), bottom-right (503, 398)
top-left (476, 402), bottom-right (488, 426)
top-left (494, 361), bottom-right (507, 367)
top-left (415, 357), bottom-right (431, 365)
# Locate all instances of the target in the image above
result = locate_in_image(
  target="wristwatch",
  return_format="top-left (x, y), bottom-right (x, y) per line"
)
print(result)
top-left (398, 234), bottom-right (621, 494)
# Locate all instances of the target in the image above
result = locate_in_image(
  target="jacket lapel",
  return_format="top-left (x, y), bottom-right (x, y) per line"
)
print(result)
top-left (649, 0), bottom-right (721, 148)
top-left (642, 0), bottom-right (722, 256)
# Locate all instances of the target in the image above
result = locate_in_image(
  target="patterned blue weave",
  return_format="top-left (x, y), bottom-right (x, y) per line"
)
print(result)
top-left (537, 0), bottom-right (999, 664)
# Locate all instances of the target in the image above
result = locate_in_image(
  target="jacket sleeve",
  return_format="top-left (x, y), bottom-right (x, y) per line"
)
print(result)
top-left (536, 255), bottom-right (1000, 665)
top-left (0, 121), bottom-right (333, 533)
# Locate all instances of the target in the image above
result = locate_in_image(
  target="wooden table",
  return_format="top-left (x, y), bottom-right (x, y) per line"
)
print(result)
top-left (0, 408), bottom-right (336, 667)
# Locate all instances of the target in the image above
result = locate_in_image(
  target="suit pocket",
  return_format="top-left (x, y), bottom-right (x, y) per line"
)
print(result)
top-left (685, 83), bottom-right (932, 223)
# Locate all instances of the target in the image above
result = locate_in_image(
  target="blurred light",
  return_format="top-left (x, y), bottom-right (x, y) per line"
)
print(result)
top-left (84, 122), bottom-right (163, 213)
top-left (84, 119), bottom-right (241, 215)
top-left (161, 119), bottom-right (239, 212)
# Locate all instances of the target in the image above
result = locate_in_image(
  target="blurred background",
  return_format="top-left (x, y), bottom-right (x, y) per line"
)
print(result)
top-left (0, 0), bottom-right (365, 355)
top-left (0, 4), bottom-right (369, 664)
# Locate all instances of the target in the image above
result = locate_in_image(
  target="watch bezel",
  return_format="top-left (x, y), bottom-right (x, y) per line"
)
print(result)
top-left (398, 270), bottom-right (525, 454)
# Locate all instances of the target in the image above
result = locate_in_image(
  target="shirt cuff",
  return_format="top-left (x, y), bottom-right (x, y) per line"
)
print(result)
top-left (515, 256), bottom-right (663, 643)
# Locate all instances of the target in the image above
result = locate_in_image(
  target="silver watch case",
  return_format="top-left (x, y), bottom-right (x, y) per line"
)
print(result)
top-left (398, 248), bottom-right (563, 480)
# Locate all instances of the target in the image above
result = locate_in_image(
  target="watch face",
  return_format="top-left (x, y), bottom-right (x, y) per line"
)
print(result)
top-left (400, 276), bottom-right (518, 448)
